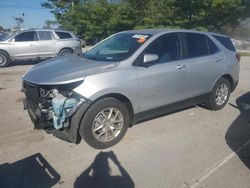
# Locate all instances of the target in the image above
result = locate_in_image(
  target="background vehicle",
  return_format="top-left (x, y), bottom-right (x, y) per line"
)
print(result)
top-left (22, 29), bottom-right (240, 149)
top-left (0, 32), bottom-right (9, 41)
top-left (0, 29), bottom-right (82, 67)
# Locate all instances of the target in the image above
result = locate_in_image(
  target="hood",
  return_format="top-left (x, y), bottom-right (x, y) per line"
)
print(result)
top-left (0, 40), bottom-right (10, 44)
top-left (23, 55), bottom-right (119, 85)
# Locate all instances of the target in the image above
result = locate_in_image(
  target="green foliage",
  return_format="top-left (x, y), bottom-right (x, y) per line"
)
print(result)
top-left (43, 20), bottom-right (57, 29)
top-left (42, 0), bottom-right (250, 40)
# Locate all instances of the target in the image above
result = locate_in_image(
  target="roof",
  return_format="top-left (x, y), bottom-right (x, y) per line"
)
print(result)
top-left (120, 28), bottom-right (228, 38)
top-left (23, 28), bottom-right (73, 33)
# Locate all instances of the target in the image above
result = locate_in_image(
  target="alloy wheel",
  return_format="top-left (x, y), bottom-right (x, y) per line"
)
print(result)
top-left (0, 53), bottom-right (7, 66)
top-left (215, 83), bottom-right (229, 106)
top-left (92, 107), bottom-right (124, 142)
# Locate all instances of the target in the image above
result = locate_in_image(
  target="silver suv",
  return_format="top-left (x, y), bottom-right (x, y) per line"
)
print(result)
top-left (0, 29), bottom-right (82, 67)
top-left (22, 29), bottom-right (240, 149)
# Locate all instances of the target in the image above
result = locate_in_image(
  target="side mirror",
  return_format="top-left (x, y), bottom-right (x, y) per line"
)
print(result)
top-left (143, 54), bottom-right (159, 64)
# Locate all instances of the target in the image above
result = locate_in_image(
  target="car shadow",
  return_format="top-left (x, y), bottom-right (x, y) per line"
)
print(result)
top-left (226, 92), bottom-right (250, 169)
top-left (0, 153), bottom-right (61, 188)
top-left (74, 151), bottom-right (134, 188)
top-left (11, 59), bottom-right (43, 66)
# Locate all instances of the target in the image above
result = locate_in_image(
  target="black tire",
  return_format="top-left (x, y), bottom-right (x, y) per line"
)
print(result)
top-left (58, 48), bottom-right (73, 56)
top-left (79, 97), bottom-right (130, 149)
top-left (0, 51), bottom-right (10, 67)
top-left (206, 78), bottom-right (231, 110)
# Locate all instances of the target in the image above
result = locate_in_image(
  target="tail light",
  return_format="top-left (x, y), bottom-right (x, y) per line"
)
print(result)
top-left (236, 53), bottom-right (241, 63)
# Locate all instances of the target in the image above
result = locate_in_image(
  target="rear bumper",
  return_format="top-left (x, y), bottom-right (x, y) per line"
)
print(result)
top-left (74, 46), bottom-right (82, 56)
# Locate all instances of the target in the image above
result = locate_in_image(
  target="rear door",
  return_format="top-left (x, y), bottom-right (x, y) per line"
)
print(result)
top-left (36, 31), bottom-right (57, 58)
top-left (182, 32), bottom-right (225, 97)
top-left (136, 33), bottom-right (189, 111)
top-left (11, 31), bottom-right (39, 60)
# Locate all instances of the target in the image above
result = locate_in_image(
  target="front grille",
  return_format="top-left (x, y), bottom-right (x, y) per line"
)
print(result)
top-left (23, 81), bottom-right (54, 129)
top-left (23, 82), bottom-right (40, 113)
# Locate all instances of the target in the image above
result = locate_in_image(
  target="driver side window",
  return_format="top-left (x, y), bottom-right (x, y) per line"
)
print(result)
top-left (144, 33), bottom-right (181, 64)
top-left (15, 31), bottom-right (37, 42)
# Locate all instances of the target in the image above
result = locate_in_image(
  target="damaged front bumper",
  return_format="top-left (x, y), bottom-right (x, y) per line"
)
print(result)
top-left (22, 81), bottom-right (91, 143)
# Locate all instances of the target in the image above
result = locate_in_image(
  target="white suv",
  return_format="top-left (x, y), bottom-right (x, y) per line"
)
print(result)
top-left (0, 29), bottom-right (82, 67)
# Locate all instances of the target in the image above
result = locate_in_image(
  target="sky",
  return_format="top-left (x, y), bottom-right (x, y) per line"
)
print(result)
top-left (0, 0), bottom-right (55, 29)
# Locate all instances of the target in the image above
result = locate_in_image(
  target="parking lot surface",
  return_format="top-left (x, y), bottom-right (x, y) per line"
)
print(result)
top-left (0, 58), bottom-right (249, 188)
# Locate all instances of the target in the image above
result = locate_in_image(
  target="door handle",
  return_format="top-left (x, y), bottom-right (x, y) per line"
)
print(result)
top-left (30, 44), bottom-right (36, 47)
top-left (176, 64), bottom-right (186, 70)
top-left (214, 57), bottom-right (222, 62)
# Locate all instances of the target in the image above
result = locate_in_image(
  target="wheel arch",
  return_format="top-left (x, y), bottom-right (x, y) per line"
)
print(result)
top-left (0, 49), bottom-right (12, 60)
top-left (67, 93), bottom-right (135, 144)
top-left (58, 47), bottom-right (74, 55)
top-left (211, 74), bottom-right (234, 93)
top-left (221, 74), bottom-right (234, 92)
top-left (90, 93), bottom-right (135, 124)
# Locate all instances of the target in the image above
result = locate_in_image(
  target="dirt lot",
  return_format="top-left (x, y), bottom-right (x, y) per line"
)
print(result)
top-left (0, 58), bottom-right (249, 188)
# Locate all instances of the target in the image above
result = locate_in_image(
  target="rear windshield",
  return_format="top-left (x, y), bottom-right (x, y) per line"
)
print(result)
top-left (213, 35), bottom-right (236, 52)
top-left (55, 32), bottom-right (73, 39)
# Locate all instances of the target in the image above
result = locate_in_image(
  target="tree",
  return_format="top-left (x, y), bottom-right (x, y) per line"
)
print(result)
top-left (42, 0), bottom-right (250, 40)
top-left (43, 20), bottom-right (57, 29)
top-left (13, 17), bottom-right (24, 32)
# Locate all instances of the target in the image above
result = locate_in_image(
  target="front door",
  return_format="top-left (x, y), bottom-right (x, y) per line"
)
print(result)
top-left (11, 31), bottom-right (39, 60)
top-left (136, 33), bottom-right (188, 112)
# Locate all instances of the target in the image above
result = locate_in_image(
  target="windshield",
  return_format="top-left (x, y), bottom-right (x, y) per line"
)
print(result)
top-left (0, 34), bottom-right (14, 41)
top-left (84, 33), bottom-right (152, 61)
top-left (0, 34), bottom-right (10, 41)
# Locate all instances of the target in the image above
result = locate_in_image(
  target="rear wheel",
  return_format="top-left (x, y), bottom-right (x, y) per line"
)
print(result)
top-left (59, 48), bottom-right (73, 56)
top-left (0, 51), bottom-right (10, 67)
top-left (79, 98), bottom-right (129, 149)
top-left (206, 78), bottom-right (231, 110)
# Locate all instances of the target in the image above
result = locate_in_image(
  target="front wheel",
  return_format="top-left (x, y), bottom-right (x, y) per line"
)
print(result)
top-left (206, 78), bottom-right (231, 110)
top-left (79, 98), bottom-right (130, 149)
top-left (0, 51), bottom-right (10, 67)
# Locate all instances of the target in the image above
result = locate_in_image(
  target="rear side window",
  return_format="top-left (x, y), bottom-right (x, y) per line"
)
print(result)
top-left (15, 31), bottom-right (37, 42)
top-left (185, 33), bottom-right (218, 58)
top-left (37, 31), bottom-right (53, 40)
top-left (208, 38), bottom-right (219, 54)
top-left (213, 35), bottom-right (236, 52)
top-left (55, 32), bottom-right (72, 39)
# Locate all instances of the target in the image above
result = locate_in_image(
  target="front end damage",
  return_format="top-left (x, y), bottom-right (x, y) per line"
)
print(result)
top-left (22, 81), bottom-right (90, 143)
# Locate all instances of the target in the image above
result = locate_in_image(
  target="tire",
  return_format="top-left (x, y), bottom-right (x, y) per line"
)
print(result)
top-left (58, 48), bottom-right (73, 56)
top-left (206, 78), bottom-right (231, 110)
top-left (79, 97), bottom-right (130, 149)
top-left (0, 51), bottom-right (10, 67)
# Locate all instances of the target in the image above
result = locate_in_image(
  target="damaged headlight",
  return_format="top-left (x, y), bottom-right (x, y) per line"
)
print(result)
top-left (38, 81), bottom-right (85, 130)
top-left (51, 89), bottom-right (79, 129)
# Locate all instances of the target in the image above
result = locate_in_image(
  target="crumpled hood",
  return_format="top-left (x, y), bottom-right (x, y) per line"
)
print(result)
top-left (23, 55), bottom-right (119, 85)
